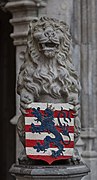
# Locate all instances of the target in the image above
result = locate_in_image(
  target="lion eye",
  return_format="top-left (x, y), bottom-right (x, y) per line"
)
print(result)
top-left (34, 27), bottom-right (43, 32)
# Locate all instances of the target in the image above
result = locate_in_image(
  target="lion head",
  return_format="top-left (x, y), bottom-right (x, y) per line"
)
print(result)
top-left (27, 17), bottom-right (72, 59)
top-left (17, 17), bottom-right (80, 102)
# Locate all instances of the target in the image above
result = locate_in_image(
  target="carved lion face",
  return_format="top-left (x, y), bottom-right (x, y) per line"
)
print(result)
top-left (33, 24), bottom-right (61, 58)
top-left (28, 17), bottom-right (71, 59)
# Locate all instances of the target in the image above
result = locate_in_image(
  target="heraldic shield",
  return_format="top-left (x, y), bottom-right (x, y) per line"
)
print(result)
top-left (25, 103), bottom-right (75, 164)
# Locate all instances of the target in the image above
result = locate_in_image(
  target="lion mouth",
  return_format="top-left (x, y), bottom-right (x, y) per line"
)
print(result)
top-left (39, 42), bottom-right (59, 50)
top-left (45, 42), bottom-right (58, 48)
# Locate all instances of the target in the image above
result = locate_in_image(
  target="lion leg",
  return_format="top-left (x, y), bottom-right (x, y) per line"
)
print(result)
top-left (17, 115), bottom-right (25, 146)
top-left (70, 116), bottom-right (81, 164)
top-left (34, 136), bottom-right (52, 152)
top-left (31, 123), bottom-right (44, 133)
top-left (17, 115), bottom-right (31, 164)
top-left (51, 141), bottom-right (64, 158)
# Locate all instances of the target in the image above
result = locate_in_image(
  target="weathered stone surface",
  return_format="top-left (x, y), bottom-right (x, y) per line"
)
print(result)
top-left (39, 0), bottom-right (73, 25)
top-left (9, 162), bottom-right (90, 180)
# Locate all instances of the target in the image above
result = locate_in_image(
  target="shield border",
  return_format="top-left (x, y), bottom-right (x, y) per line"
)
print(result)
top-left (25, 103), bottom-right (75, 164)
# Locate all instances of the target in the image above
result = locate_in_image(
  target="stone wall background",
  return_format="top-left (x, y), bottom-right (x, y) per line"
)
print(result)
top-left (4, 0), bottom-right (97, 179)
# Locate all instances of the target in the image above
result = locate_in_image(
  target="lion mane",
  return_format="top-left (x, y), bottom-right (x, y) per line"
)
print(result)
top-left (17, 17), bottom-right (80, 102)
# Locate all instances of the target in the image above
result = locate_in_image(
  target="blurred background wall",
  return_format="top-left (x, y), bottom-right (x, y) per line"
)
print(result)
top-left (0, 2), bottom-right (16, 180)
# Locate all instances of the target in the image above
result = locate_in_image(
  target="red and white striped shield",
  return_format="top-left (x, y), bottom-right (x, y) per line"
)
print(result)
top-left (25, 103), bottom-right (75, 164)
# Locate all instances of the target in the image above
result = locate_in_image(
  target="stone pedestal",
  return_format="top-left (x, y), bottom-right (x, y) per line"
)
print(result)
top-left (9, 163), bottom-right (90, 180)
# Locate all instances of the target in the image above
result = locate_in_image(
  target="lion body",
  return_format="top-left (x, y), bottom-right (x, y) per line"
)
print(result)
top-left (17, 17), bottom-right (80, 103)
top-left (17, 17), bottom-right (81, 157)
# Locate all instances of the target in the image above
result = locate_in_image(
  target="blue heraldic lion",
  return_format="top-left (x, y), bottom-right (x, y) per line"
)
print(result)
top-left (30, 106), bottom-right (71, 158)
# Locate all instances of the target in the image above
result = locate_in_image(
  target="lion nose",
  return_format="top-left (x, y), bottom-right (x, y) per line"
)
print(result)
top-left (44, 30), bottom-right (55, 38)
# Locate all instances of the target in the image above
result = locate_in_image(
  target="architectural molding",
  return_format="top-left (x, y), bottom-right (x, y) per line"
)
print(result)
top-left (5, 0), bottom-right (47, 45)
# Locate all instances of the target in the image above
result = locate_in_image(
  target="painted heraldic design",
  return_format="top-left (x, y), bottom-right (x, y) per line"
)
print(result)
top-left (25, 103), bottom-right (75, 164)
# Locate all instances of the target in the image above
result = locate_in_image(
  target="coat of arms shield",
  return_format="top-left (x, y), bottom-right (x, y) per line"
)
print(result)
top-left (25, 103), bottom-right (75, 164)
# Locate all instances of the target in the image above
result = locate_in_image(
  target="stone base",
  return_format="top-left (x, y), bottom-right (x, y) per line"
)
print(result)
top-left (9, 162), bottom-right (90, 180)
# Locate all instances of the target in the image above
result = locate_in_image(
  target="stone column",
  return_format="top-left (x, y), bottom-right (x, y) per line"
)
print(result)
top-left (71, 0), bottom-right (97, 159)
top-left (79, 0), bottom-right (97, 179)
top-left (80, 0), bottom-right (97, 157)
top-left (71, 0), bottom-right (85, 156)
top-left (38, 0), bottom-right (73, 25)
top-left (70, 1), bottom-right (97, 179)
top-left (5, 0), bottom-right (47, 161)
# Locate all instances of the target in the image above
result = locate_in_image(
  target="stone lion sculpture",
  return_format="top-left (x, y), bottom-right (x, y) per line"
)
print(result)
top-left (17, 17), bottom-right (81, 164)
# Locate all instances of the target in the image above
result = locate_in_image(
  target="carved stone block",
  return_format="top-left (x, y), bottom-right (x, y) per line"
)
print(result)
top-left (17, 17), bottom-right (82, 165)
